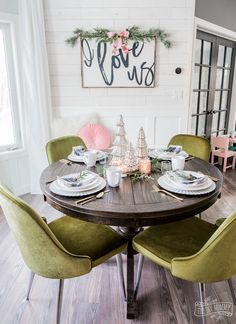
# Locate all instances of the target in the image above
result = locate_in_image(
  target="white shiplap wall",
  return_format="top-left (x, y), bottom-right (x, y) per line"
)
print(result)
top-left (44, 0), bottom-right (195, 147)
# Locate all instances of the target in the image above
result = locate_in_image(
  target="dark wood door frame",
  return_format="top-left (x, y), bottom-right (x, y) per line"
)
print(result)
top-left (192, 30), bottom-right (236, 138)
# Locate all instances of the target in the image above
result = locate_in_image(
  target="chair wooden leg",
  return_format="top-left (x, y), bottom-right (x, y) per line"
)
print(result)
top-left (134, 254), bottom-right (144, 298)
top-left (223, 157), bottom-right (227, 173)
top-left (26, 271), bottom-right (35, 301)
top-left (198, 282), bottom-right (206, 324)
top-left (228, 278), bottom-right (236, 305)
top-left (211, 153), bottom-right (214, 165)
top-left (116, 254), bottom-right (126, 301)
top-left (198, 213), bottom-right (202, 219)
top-left (57, 279), bottom-right (64, 324)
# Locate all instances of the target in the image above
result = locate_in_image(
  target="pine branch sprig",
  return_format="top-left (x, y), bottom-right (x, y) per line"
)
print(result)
top-left (151, 159), bottom-right (162, 173)
top-left (129, 172), bottom-right (154, 182)
top-left (66, 25), bottom-right (172, 48)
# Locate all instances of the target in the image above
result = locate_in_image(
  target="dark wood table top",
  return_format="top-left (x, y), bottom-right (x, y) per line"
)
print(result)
top-left (40, 158), bottom-right (223, 227)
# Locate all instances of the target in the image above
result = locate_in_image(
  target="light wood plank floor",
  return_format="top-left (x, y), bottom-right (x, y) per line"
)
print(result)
top-left (0, 169), bottom-right (236, 324)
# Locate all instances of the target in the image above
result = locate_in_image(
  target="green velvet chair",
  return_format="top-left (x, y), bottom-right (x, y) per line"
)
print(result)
top-left (46, 136), bottom-right (86, 164)
top-left (0, 184), bottom-right (127, 323)
top-left (214, 216), bottom-right (236, 305)
top-left (133, 212), bottom-right (236, 323)
top-left (169, 134), bottom-right (211, 219)
top-left (168, 134), bottom-right (211, 162)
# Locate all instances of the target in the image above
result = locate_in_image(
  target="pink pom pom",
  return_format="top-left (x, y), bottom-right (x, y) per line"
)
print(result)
top-left (78, 124), bottom-right (111, 150)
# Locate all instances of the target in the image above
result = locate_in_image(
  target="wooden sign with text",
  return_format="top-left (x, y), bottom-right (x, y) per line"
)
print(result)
top-left (81, 39), bottom-right (156, 88)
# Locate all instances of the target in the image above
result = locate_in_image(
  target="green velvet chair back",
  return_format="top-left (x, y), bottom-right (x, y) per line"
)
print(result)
top-left (0, 184), bottom-right (91, 279)
top-left (168, 134), bottom-right (211, 162)
top-left (46, 136), bottom-right (86, 164)
top-left (172, 211), bottom-right (236, 283)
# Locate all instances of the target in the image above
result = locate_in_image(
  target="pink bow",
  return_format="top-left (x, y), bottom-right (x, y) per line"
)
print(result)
top-left (107, 30), bottom-right (129, 55)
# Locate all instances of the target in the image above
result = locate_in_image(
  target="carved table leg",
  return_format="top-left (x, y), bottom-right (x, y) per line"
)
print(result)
top-left (118, 226), bottom-right (141, 319)
top-left (126, 239), bottom-right (137, 319)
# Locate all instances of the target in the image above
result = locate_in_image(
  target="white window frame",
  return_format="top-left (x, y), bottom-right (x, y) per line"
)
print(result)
top-left (0, 13), bottom-right (22, 153)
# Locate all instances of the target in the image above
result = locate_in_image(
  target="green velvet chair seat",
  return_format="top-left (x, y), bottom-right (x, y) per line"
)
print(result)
top-left (168, 134), bottom-right (211, 162)
top-left (48, 216), bottom-right (127, 267)
top-left (133, 217), bottom-right (217, 271)
top-left (133, 211), bottom-right (236, 283)
top-left (133, 212), bottom-right (236, 321)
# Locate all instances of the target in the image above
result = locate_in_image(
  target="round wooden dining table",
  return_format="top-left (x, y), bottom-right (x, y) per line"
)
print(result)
top-left (40, 157), bottom-right (223, 319)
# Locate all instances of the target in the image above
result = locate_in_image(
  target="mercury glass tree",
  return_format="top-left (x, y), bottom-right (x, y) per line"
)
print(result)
top-left (123, 142), bottom-right (139, 172)
top-left (136, 127), bottom-right (148, 161)
top-left (110, 115), bottom-right (128, 165)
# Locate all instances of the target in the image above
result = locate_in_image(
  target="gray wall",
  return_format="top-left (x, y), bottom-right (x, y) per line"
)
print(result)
top-left (0, 0), bottom-right (18, 14)
top-left (195, 0), bottom-right (236, 32)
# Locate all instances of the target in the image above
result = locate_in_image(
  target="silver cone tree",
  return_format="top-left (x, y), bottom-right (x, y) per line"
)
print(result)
top-left (110, 115), bottom-right (128, 165)
top-left (136, 127), bottom-right (148, 160)
top-left (123, 142), bottom-right (139, 172)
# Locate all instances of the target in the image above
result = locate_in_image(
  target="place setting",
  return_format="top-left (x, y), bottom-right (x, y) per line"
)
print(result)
top-left (47, 146), bottom-right (110, 199)
top-left (67, 145), bottom-right (107, 164)
top-left (157, 170), bottom-right (216, 196)
top-left (49, 170), bottom-right (107, 198)
top-left (155, 154), bottom-right (216, 197)
top-left (148, 145), bottom-right (189, 161)
top-left (48, 157), bottom-right (123, 205)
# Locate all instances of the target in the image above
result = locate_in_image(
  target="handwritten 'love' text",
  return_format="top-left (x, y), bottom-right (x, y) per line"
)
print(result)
top-left (81, 39), bottom-right (155, 87)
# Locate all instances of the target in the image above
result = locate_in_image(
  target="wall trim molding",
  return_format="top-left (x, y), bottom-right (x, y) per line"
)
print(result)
top-left (195, 17), bottom-right (236, 41)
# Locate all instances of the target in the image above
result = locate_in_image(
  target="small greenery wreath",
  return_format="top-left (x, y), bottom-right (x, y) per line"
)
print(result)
top-left (66, 25), bottom-right (172, 49)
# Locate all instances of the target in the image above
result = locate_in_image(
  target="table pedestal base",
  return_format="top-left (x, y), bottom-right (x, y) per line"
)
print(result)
top-left (118, 226), bottom-right (142, 319)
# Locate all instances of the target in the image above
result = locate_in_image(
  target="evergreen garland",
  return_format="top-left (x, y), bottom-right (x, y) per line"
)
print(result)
top-left (66, 25), bottom-right (172, 48)
top-left (128, 158), bottom-right (161, 182)
top-left (129, 172), bottom-right (154, 182)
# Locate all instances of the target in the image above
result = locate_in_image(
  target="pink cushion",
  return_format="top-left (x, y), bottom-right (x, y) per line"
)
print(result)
top-left (78, 124), bottom-right (111, 150)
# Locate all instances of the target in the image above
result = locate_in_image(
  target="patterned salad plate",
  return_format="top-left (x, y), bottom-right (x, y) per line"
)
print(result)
top-left (158, 171), bottom-right (216, 195)
top-left (68, 150), bottom-right (107, 163)
top-left (49, 172), bottom-right (106, 197)
top-left (149, 148), bottom-right (188, 160)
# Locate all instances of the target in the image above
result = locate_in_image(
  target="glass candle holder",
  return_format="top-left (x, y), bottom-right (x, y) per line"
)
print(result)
top-left (119, 164), bottom-right (129, 174)
top-left (160, 161), bottom-right (172, 174)
top-left (139, 159), bottom-right (151, 175)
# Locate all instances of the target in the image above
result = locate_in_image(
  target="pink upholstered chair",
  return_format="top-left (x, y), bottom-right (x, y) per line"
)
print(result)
top-left (78, 123), bottom-right (111, 150)
top-left (211, 136), bottom-right (236, 172)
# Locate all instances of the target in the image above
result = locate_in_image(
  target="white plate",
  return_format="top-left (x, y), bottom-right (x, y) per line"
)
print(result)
top-left (57, 171), bottom-right (97, 189)
top-left (68, 150), bottom-right (107, 163)
top-left (57, 176), bottom-right (100, 192)
top-left (50, 177), bottom-right (106, 197)
top-left (149, 149), bottom-right (188, 160)
top-left (165, 171), bottom-right (210, 190)
top-left (52, 177), bottom-right (101, 193)
top-left (158, 175), bottom-right (216, 195)
top-left (164, 175), bottom-right (212, 191)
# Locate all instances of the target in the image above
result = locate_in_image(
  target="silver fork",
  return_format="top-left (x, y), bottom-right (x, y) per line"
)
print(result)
top-left (152, 184), bottom-right (183, 201)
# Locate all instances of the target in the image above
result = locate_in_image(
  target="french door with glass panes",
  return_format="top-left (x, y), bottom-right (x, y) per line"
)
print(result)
top-left (191, 30), bottom-right (235, 138)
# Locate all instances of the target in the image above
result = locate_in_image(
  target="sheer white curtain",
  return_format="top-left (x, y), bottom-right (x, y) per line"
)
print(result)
top-left (19, 0), bottom-right (51, 193)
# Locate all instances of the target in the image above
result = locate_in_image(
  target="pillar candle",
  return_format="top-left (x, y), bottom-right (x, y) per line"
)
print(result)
top-left (139, 159), bottom-right (151, 175)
